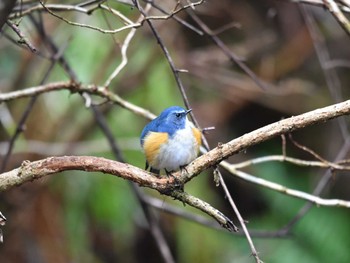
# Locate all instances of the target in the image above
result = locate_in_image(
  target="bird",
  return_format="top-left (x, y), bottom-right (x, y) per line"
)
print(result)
top-left (140, 106), bottom-right (202, 176)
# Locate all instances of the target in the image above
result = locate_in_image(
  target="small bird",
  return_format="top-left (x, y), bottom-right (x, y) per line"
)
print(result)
top-left (140, 106), bottom-right (202, 175)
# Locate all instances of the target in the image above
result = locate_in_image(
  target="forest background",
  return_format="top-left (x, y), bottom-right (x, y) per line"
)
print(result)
top-left (1, 1), bottom-right (350, 263)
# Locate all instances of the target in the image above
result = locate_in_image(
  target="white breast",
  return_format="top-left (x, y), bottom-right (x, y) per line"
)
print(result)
top-left (154, 121), bottom-right (199, 172)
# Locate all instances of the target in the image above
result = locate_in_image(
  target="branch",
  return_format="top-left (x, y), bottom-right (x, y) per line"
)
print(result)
top-left (0, 81), bottom-right (156, 120)
top-left (2, 82), bottom-right (350, 180)
top-left (1, 98), bottom-right (350, 235)
top-left (178, 100), bottom-right (350, 183)
top-left (103, 4), bottom-right (151, 87)
top-left (2, 82), bottom-right (350, 154)
top-left (322, 0), bottom-right (350, 36)
top-left (2, 83), bottom-right (350, 203)
top-left (0, 156), bottom-right (236, 232)
top-left (221, 162), bottom-right (350, 208)
top-left (232, 154), bottom-right (350, 170)
top-left (5, 20), bottom-right (37, 52)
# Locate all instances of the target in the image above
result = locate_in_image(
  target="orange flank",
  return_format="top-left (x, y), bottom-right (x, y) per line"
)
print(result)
top-left (143, 132), bottom-right (169, 165)
top-left (192, 127), bottom-right (202, 152)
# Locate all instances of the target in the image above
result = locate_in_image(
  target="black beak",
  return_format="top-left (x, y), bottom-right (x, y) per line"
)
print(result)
top-left (186, 109), bottom-right (192, 115)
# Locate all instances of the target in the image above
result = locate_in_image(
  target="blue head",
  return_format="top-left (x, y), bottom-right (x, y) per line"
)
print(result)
top-left (157, 106), bottom-right (191, 133)
top-left (140, 106), bottom-right (191, 145)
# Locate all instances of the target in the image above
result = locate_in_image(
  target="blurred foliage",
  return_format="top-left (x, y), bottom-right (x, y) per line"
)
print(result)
top-left (1, 0), bottom-right (350, 263)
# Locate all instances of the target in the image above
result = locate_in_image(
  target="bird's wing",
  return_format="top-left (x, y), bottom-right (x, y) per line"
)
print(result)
top-left (140, 118), bottom-right (159, 146)
top-left (143, 131), bottom-right (169, 164)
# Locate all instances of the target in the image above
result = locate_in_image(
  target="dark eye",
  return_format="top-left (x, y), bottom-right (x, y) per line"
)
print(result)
top-left (175, 113), bottom-right (181, 118)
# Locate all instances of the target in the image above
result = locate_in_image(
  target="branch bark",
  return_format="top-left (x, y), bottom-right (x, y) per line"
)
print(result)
top-left (1, 98), bottom-right (350, 231)
top-left (0, 156), bottom-right (166, 192)
top-left (0, 156), bottom-right (237, 231)
top-left (0, 99), bottom-right (349, 189)
top-left (179, 99), bottom-right (350, 182)
top-left (1, 98), bottom-right (350, 191)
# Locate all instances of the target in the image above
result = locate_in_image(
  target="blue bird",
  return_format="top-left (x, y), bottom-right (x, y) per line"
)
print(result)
top-left (140, 106), bottom-right (202, 175)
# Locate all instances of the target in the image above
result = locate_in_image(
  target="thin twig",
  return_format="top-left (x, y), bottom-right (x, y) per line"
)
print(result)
top-left (301, 5), bottom-right (349, 138)
top-left (103, 4), bottom-right (151, 87)
top-left (170, 190), bottom-right (238, 232)
top-left (10, 3), bottom-right (98, 19)
top-left (29, 14), bottom-right (78, 80)
top-left (131, 0), bottom-right (192, 111)
top-left (0, 81), bottom-right (156, 120)
top-left (187, 10), bottom-right (269, 91)
top-left (221, 163), bottom-right (350, 207)
top-left (38, 0), bottom-right (142, 34)
top-left (323, 0), bottom-right (350, 35)
top-left (0, 19), bottom-right (62, 172)
top-left (144, 1), bottom-right (203, 35)
top-left (231, 155), bottom-right (350, 170)
top-left (277, 136), bottom-right (350, 233)
top-left (5, 20), bottom-right (37, 52)
top-left (0, 96), bottom-right (37, 173)
top-left (288, 134), bottom-right (330, 163)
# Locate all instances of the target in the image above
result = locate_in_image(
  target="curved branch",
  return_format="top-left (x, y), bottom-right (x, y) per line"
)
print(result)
top-left (1, 82), bottom-right (350, 182)
top-left (179, 99), bottom-right (350, 182)
top-left (0, 156), bottom-right (236, 232)
top-left (1, 86), bottom-right (350, 211)
top-left (0, 156), bottom-right (164, 192)
top-left (0, 81), bottom-right (156, 120)
top-left (221, 162), bottom-right (350, 207)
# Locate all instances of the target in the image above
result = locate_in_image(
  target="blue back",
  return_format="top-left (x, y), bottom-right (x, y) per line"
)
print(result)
top-left (140, 106), bottom-right (188, 146)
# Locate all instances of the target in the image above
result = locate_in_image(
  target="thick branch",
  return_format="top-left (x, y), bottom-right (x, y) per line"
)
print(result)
top-left (0, 156), bottom-right (236, 231)
top-left (179, 100), bottom-right (350, 182)
top-left (0, 99), bottom-right (350, 208)
top-left (0, 156), bottom-right (167, 192)
top-left (2, 83), bottom-right (350, 183)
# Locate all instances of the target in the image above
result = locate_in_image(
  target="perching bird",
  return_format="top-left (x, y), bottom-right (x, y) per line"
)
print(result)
top-left (140, 106), bottom-right (202, 175)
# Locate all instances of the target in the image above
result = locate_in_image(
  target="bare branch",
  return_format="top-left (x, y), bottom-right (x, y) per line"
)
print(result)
top-left (1, 97), bottom-right (350, 206)
top-left (2, 82), bottom-right (350, 178)
top-left (181, 100), bottom-right (350, 182)
top-left (186, 9), bottom-right (269, 91)
top-left (0, 156), bottom-right (235, 232)
top-left (322, 0), bottom-right (350, 35)
top-left (231, 155), bottom-right (350, 170)
top-left (38, 1), bottom-right (142, 34)
top-left (221, 162), bottom-right (350, 208)
top-left (103, 4), bottom-right (151, 87)
top-left (5, 20), bottom-right (37, 52)
top-left (0, 81), bottom-right (156, 120)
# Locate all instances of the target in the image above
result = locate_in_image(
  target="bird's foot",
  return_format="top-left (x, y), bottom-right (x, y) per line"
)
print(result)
top-left (179, 165), bottom-right (188, 175)
top-left (165, 169), bottom-right (184, 191)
